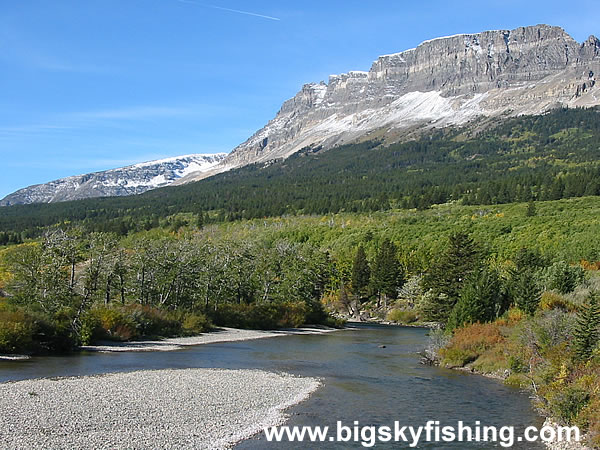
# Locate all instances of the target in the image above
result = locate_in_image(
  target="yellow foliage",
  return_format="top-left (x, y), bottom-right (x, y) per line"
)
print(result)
top-left (540, 291), bottom-right (576, 312)
top-left (580, 259), bottom-right (600, 271)
top-left (556, 363), bottom-right (568, 385)
top-left (506, 307), bottom-right (526, 324)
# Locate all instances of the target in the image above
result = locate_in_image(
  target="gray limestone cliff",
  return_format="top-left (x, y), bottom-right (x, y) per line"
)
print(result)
top-left (181, 25), bottom-right (599, 182)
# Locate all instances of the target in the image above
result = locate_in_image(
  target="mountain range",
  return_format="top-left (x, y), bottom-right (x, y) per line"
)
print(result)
top-left (2, 24), bottom-right (599, 206)
top-left (0, 154), bottom-right (226, 206)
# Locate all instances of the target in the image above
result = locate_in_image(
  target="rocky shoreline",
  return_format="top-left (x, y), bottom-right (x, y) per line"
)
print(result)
top-left (0, 368), bottom-right (320, 449)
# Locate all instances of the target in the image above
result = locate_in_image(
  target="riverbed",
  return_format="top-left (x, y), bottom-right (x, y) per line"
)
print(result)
top-left (0, 324), bottom-right (543, 448)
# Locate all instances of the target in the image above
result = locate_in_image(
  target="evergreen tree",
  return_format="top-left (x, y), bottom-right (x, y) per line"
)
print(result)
top-left (422, 231), bottom-right (480, 323)
top-left (573, 294), bottom-right (600, 362)
top-left (447, 266), bottom-right (505, 330)
top-left (370, 239), bottom-right (403, 306)
top-left (514, 247), bottom-right (546, 270)
top-left (351, 245), bottom-right (370, 301)
top-left (510, 269), bottom-right (542, 315)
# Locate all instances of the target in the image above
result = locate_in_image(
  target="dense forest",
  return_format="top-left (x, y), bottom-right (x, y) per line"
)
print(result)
top-left (1, 107), bottom-right (600, 237)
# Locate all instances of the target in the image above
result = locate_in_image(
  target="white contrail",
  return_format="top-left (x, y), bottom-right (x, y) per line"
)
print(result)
top-left (176, 0), bottom-right (280, 21)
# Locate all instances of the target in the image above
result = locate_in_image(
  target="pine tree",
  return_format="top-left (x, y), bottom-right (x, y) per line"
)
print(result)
top-left (351, 245), bottom-right (370, 301)
top-left (510, 270), bottom-right (542, 315)
top-left (423, 231), bottom-right (480, 323)
top-left (573, 294), bottom-right (600, 362)
top-left (370, 239), bottom-right (403, 307)
top-left (447, 266), bottom-right (504, 330)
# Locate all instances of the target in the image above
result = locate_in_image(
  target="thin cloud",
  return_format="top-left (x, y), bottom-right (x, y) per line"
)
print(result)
top-left (177, 0), bottom-right (281, 21)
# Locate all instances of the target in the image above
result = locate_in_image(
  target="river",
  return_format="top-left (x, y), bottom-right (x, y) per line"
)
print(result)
top-left (0, 324), bottom-right (543, 448)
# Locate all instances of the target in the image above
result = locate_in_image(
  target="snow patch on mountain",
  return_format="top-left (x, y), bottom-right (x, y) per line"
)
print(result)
top-left (0, 153), bottom-right (227, 206)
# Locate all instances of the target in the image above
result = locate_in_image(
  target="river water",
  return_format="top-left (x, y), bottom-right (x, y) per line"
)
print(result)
top-left (0, 324), bottom-right (543, 448)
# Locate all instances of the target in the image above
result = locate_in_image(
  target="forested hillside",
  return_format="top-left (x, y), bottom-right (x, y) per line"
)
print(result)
top-left (0, 107), bottom-right (599, 237)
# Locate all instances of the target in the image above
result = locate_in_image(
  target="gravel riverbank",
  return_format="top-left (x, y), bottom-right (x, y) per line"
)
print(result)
top-left (0, 368), bottom-right (320, 449)
top-left (80, 326), bottom-right (339, 352)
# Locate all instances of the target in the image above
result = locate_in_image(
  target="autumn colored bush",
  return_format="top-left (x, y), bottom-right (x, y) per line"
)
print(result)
top-left (446, 322), bottom-right (504, 354)
top-left (82, 305), bottom-right (183, 342)
top-left (580, 260), bottom-right (600, 271)
top-left (506, 307), bottom-right (527, 324)
top-left (440, 322), bottom-right (505, 368)
top-left (122, 304), bottom-right (181, 338)
top-left (85, 307), bottom-right (138, 342)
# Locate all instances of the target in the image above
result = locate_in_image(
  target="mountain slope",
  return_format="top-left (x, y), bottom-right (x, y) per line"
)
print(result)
top-left (1, 107), bottom-right (600, 236)
top-left (0, 154), bottom-right (227, 206)
top-left (181, 24), bottom-right (600, 182)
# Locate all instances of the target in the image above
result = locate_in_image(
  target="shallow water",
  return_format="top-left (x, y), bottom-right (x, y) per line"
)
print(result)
top-left (0, 324), bottom-right (543, 448)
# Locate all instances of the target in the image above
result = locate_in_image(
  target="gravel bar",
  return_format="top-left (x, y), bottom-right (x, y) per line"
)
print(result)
top-left (80, 326), bottom-right (339, 353)
top-left (0, 368), bottom-right (320, 449)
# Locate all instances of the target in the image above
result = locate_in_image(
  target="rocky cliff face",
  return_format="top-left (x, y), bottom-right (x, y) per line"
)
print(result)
top-left (182, 25), bottom-right (600, 181)
top-left (0, 154), bottom-right (226, 206)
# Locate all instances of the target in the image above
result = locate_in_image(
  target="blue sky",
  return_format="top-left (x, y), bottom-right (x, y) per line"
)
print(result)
top-left (1, 0), bottom-right (598, 199)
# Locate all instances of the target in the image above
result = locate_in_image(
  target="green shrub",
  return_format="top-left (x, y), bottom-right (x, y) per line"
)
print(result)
top-left (211, 301), bottom-right (312, 330)
top-left (545, 385), bottom-right (590, 423)
top-left (31, 309), bottom-right (78, 353)
top-left (211, 304), bottom-right (250, 328)
top-left (182, 313), bottom-right (212, 334)
top-left (440, 347), bottom-right (478, 367)
top-left (471, 347), bottom-right (508, 374)
top-left (508, 355), bottom-right (528, 373)
top-left (323, 315), bottom-right (347, 328)
top-left (0, 308), bottom-right (76, 354)
top-left (0, 309), bottom-right (35, 353)
top-left (505, 373), bottom-right (531, 388)
top-left (387, 309), bottom-right (418, 324)
top-left (541, 261), bottom-right (586, 294)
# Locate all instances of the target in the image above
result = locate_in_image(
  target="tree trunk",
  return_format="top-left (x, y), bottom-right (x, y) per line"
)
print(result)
top-left (105, 275), bottom-right (112, 306)
top-left (119, 274), bottom-right (125, 305)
